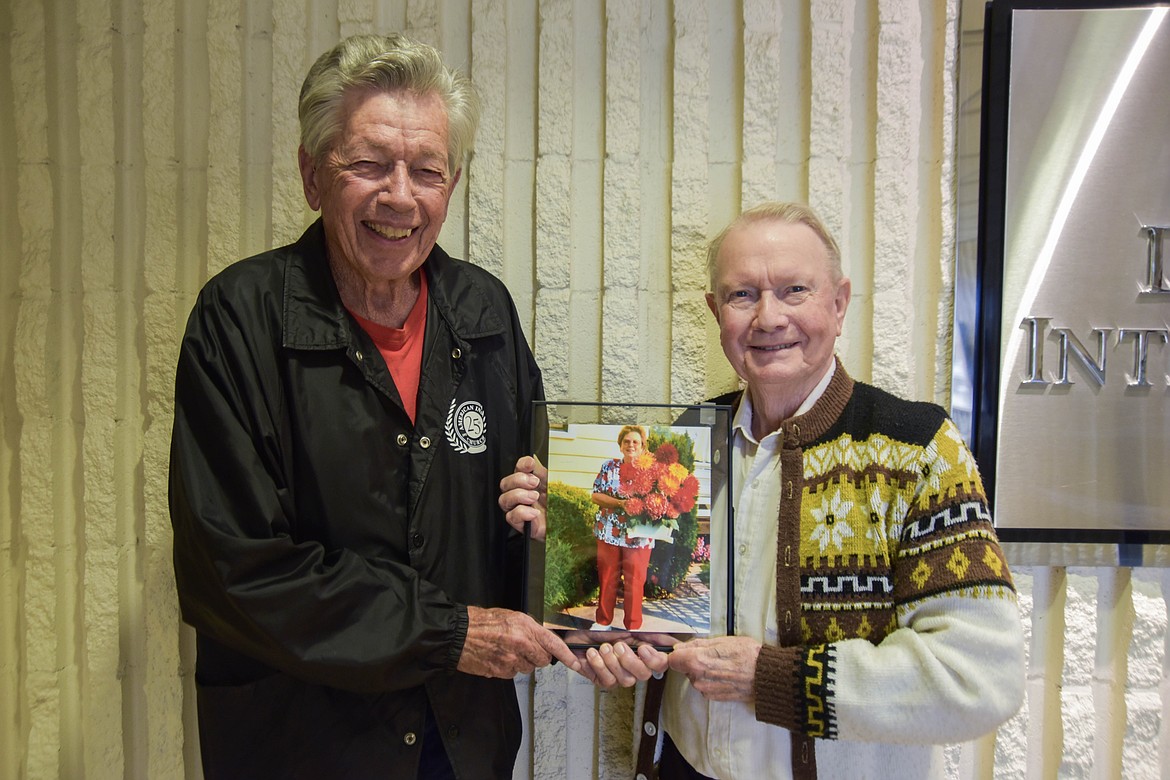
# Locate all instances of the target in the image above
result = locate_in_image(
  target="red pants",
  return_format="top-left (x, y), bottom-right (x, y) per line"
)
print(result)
top-left (595, 541), bottom-right (652, 629)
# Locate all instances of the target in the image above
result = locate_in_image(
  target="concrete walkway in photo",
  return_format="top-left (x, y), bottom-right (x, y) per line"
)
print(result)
top-left (542, 563), bottom-right (712, 639)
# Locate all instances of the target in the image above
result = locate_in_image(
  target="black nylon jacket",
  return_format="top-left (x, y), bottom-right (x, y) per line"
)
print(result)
top-left (169, 220), bottom-right (543, 779)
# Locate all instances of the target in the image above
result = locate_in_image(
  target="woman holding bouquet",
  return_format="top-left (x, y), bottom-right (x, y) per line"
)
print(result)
top-left (590, 425), bottom-right (654, 630)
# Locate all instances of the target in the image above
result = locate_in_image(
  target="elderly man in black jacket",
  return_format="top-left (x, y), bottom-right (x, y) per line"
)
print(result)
top-left (169, 33), bottom-right (579, 780)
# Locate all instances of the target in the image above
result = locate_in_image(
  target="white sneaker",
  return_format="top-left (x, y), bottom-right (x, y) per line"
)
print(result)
top-left (589, 622), bottom-right (612, 631)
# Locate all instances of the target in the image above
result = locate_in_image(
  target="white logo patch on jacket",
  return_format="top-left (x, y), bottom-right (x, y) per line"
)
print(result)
top-left (446, 399), bottom-right (487, 454)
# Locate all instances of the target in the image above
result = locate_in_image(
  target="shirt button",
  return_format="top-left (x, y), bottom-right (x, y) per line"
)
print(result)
top-left (643, 721), bottom-right (657, 736)
top-left (411, 533), bottom-right (424, 549)
top-left (419, 436), bottom-right (432, 449)
top-left (403, 732), bottom-right (417, 746)
top-left (451, 347), bottom-right (462, 359)
top-left (447, 725), bottom-right (459, 739)
top-left (396, 433), bottom-right (409, 446)
top-left (738, 544), bottom-right (747, 556)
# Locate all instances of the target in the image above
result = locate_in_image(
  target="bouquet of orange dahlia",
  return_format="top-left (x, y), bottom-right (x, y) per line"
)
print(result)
top-left (618, 442), bottom-right (700, 534)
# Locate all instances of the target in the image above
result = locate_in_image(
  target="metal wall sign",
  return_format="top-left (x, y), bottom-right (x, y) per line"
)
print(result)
top-left (970, 0), bottom-right (1170, 561)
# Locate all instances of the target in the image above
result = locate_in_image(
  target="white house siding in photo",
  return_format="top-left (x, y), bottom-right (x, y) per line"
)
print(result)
top-left (1, 0), bottom-right (1166, 777)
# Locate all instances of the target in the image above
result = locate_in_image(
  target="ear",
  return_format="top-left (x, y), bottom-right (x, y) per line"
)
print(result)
top-left (298, 146), bottom-right (321, 211)
top-left (834, 277), bottom-right (852, 335)
top-left (705, 292), bottom-right (720, 323)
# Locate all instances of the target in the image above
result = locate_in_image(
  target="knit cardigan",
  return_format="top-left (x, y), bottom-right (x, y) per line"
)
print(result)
top-left (645, 363), bottom-right (1025, 780)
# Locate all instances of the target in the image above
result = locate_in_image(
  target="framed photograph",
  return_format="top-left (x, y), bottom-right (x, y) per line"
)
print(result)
top-left (525, 401), bottom-right (733, 649)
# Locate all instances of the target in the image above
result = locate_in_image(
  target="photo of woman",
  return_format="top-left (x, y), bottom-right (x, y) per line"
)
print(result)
top-left (590, 425), bottom-right (654, 630)
top-left (527, 409), bottom-right (727, 646)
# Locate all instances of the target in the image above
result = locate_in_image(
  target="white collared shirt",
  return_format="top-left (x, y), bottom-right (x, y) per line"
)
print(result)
top-left (661, 361), bottom-right (836, 780)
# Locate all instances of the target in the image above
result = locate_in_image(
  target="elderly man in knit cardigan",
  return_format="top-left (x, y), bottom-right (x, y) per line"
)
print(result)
top-left (504, 201), bottom-right (1025, 780)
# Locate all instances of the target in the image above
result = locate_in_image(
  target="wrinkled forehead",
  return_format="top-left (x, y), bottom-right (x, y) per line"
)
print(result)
top-left (714, 220), bottom-right (832, 281)
top-left (331, 86), bottom-right (451, 151)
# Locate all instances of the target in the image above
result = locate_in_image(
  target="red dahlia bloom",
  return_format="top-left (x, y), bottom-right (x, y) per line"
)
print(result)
top-left (653, 443), bottom-right (679, 465)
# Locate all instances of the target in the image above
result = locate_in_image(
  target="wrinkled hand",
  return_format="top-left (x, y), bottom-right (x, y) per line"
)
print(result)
top-left (498, 456), bottom-right (548, 540)
top-left (578, 638), bottom-right (673, 689)
top-left (457, 606), bottom-right (581, 679)
top-left (667, 636), bottom-right (762, 701)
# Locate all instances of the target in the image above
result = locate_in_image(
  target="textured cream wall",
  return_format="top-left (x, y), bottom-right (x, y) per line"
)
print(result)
top-left (1, 0), bottom-right (1166, 778)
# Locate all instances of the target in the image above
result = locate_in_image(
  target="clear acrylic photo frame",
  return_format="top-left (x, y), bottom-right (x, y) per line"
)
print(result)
top-left (525, 401), bottom-right (734, 650)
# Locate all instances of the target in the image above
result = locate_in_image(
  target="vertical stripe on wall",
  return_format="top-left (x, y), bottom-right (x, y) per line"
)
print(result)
top-left (531, 0), bottom-right (573, 400)
top-left (241, 0), bottom-right (276, 256)
top-left (670, 0), bottom-right (713, 406)
top-left (872, 0), bottom-right (920, 399)
top-left (601, 0), bottom-right (645, 407)
top-left (171, 0), bottom-right (210, 773)
top-left (110, 0), bottom-right (145, 773)
top-left (932, 0), bottom-right (958, 408)
top-left (45, 0), bottom-right (84, 774)
top-left (741, 0), bottom-right (809, 209)
top-left (0, 1), bottom-right (23, 775)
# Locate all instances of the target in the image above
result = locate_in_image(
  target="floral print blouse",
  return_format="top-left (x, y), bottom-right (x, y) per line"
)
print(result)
top-left (592, 458), bottom-right (654, 549)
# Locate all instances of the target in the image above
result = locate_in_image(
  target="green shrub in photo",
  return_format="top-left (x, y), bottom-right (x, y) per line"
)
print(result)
top-left (544, 481), bottom-right (599, 611)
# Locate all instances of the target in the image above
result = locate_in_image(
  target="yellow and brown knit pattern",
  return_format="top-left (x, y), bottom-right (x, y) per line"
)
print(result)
top-left (798, 414), bottom-right (1013, 645)
top-left (753, 365), bottom-right (1016, 743)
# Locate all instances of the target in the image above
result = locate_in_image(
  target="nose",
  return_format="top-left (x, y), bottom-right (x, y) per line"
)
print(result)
top-left (754, 291), bottom-right (790, 330)
top-left (380, 163), bottom-right (416, 211)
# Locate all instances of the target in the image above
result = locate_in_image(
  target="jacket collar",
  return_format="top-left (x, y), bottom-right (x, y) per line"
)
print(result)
top-left (281, 219), bottom-right (507, 349)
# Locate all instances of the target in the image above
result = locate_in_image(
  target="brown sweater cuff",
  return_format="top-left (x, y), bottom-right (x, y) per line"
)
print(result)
top-left (753, 644), bottom-right (804, 731)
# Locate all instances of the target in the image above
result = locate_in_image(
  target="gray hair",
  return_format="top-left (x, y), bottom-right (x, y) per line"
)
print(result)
top-left (298, 33), bottom-right (481, 174)
top-left (705, 201), bottom-right (843, 291)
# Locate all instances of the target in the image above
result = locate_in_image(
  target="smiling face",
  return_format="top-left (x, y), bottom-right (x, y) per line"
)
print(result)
top-left (706, 218), bottom-right (851, 431)
top-left (298, 87), bottom-right (458, 312)
top-left (619, 431), bottom-right (645, 462)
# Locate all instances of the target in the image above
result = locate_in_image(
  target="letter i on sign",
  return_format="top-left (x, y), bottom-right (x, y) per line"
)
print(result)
top-left (1141, 225), bottom-right (1170, 294)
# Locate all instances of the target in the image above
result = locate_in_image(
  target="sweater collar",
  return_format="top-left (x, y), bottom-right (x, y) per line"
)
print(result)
top-left (777, 356), bottom-right (854, 447)
top-left (733, 356), bottom-right (854, 448)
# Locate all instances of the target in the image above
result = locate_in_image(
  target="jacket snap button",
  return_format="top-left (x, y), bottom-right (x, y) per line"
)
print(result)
top-left (396, 433), bottom-right (408, 446)
top-left (419, 436), bottom-right (432, 449)
top-left (451, 347), bottom-right (462, 359)
top-left (643, 721), bottom-right (657, 736)
top-left (403, 732), bottom-right (416, 746)
top-left (355, 350), bottom-right (364, 361)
